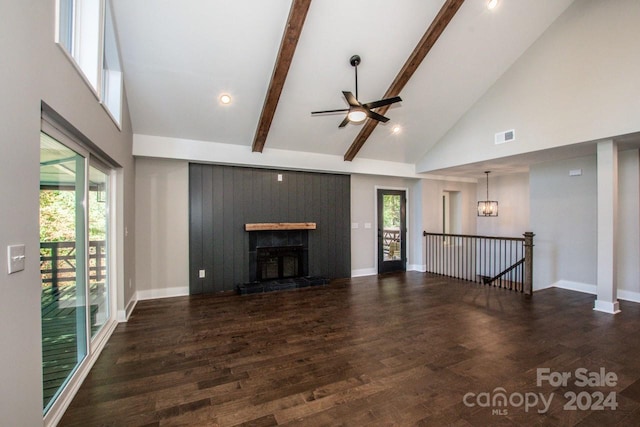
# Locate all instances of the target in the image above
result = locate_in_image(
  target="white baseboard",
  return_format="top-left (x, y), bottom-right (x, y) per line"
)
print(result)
top-left (617, 289), bottom-right (640, 303)
top-left (352, 265), bottom-right (426, 276)
top-left (533, 283), bottom-right (554, 292)
top-left (594, 299), bottom-right (621, 314)
top-left (550, 280), bottom-right (640, 311)
top-left (552, 280), bottom-right (597, 295)
top-left (351, 268), bottom-right (377, 277)
top-left (117, 295), bottom-right (137, 322)
top-left (137, 286), bottom-right (189, 301)
top-left (551, 281), bottom-right (640, 304)
top-left (408, 264), bottom-right (426, 272)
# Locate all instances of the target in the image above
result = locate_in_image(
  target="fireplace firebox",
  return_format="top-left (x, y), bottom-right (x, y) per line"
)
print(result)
top-left (240, 227), bottom-right (329, 294)
top-left (248, 229), bottom-right (309, 283)
top-left (256, 245), bottom-right (303, 281)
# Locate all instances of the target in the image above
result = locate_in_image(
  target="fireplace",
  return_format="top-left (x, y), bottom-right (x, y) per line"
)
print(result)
top-left (241, 224), bottom-right (329, 294)
top-left (256, 245), bottom-right (303, 281)
top-left (248, 229), bottom-right (309, 283)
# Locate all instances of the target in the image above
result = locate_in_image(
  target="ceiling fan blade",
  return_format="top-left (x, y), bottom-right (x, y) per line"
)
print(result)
top-left (365, 109), bottom-right (390, 123)
top-left (363, 96), bottom-right (402, 110)
top-left (342, 91), bottom-right (360, 107)
top-left (338, 116), bottom-right (350, 128)
top-left (311, 108), bottom-right (350, 115)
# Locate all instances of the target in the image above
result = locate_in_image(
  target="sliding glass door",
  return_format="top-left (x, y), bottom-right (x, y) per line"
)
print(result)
top-left (40, 130), bottom-right (112, 413)
top-left (40, 132), bottom-right (88, 411)
top-left (88, 163), bottom-right (110, 337)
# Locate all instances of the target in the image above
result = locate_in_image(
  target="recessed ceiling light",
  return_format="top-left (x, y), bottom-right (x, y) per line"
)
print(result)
top-left (487, 0), bottom-right (498, 10)
top-left (219, 94), bottom-right (232, 105)
top-left (392, 125), bottom-right (401, 134)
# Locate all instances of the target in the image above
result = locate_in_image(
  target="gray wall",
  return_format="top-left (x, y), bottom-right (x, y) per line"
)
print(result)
top-left (350, 174), bottom-right (420, 275)
top-left (350, 174), bottom-right (479, 275)
top-left (618, 150), bottom-right (640, 296)
top-left (135, 158), bottom-right (189, 298)
top-left (476, 173), bottom-right (530, 237)
top-left (530, 150), bottom-right (640, 295)
top-left (530, 155), bottom-right (598, 290)
top-left (189, 164), bottom-right (351, 293)
top-left (0, 2), bottom-right (135, 425)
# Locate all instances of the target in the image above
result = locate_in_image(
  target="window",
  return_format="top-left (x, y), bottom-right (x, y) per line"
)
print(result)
top-left (102, 0), bottom-right (123, 125)
top-left (57, 0), bottom-right (74, 53)
top-left (56, 0), bottom-right (123, 125)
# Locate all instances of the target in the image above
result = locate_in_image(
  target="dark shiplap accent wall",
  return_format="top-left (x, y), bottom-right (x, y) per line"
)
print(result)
top-left (189, 164), bottom-right (351, 294)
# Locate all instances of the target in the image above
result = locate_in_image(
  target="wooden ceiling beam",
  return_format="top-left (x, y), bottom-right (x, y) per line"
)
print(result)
top-left (344, 0), bottom-right (465, 162)
top-left (252, 0), bottom-right (312, 153)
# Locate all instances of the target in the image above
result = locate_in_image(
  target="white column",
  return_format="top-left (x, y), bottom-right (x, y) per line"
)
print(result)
top-left (594, 140), bottom-right (620, 314)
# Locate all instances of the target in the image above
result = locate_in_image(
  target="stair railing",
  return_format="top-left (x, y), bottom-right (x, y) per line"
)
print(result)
top-left (423, 231), bottom-right (534, 296)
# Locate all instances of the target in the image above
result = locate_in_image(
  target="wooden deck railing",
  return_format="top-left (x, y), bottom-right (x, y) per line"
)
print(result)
top-left (423, 231), bottom-right (534, 296)
top-left (40, 240), bottom-right (107, 408)
top-left (40, 240), bottom-right (106, 294)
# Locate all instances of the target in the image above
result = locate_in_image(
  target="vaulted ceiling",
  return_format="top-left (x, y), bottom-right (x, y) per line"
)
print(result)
top-left (111, 0), bottom-right (575, 171)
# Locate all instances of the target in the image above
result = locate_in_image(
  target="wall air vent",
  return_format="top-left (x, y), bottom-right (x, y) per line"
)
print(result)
top-left (495, 129), bottom-right (515, 145)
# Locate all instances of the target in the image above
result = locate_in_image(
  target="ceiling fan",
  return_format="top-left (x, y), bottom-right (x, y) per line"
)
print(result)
top-left (311, 55), bottom-right (402, 128)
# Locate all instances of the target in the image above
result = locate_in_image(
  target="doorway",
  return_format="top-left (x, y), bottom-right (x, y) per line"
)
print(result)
top-left (377, 189), bottom-right (407, 274)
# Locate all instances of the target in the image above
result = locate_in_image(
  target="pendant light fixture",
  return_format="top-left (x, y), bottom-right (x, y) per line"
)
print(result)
top-left (477, 171), bottom-right (498, 217)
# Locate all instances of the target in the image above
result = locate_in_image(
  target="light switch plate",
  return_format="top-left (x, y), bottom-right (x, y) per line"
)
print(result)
top-left (364, 223), bottom-right (372, 229)
top-left (199, 269), bottom-right (206, 278)
top-left (8, 244), bottom-right (26, 274)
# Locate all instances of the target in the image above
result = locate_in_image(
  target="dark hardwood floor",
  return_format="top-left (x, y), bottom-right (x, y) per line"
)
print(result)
top-left (60, 272), bottom-right (640, 426)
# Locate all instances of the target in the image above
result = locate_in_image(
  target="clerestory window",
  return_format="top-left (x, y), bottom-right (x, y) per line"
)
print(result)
top-left (56, 0), bottom-right (123, 126)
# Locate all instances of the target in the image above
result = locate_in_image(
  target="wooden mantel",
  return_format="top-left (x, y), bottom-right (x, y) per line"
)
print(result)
top-left (245, 222), bottom-right (317, 231)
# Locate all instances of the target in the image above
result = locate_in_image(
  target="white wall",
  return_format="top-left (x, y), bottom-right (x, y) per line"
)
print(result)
top-left (617, 150), bottom-right (640, 298)
top-left (350, 174), bottom-right (419, 276)
top-left (476, 173), bottom-right (530, 238)
top-left (530, 150), bottom-right (640, 297)
top-left (530, 155), bottom-right (597, 291)
top-left (348, 175), bottom-right (476, 276)
top-left (417, 0), bottom-right (640, 173)
top-left (134, 134), bottom-right (423, 179)
top-left (0, 1), bottom-right (134, 425)
top-left (135, 158), bottom-right (189, 299)
top-left (420, 179), bottom-right (477, 235)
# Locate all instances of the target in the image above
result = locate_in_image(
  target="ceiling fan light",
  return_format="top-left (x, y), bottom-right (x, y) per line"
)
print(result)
top-left (348, 110), bottom-right (367, 123)
top-left (487, 0), bottom-right (498, 10)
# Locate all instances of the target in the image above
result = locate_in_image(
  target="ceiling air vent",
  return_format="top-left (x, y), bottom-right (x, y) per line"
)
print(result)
top-left (495, 129), bottom-right (515, 145)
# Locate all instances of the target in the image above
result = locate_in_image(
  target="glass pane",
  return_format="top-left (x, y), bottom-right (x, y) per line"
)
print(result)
top-left (58, 0), bottom-right (74, 53)
top-left (102, 0), bottom-right (123, 123)
top-left (76, 0), bottom-right (102, 90)
top-left (88, 165), bottom-right (109, 337)
top-left (40, 132), bottom-right (87, 412)
top-left (383, 194), bottom-right (402, 261)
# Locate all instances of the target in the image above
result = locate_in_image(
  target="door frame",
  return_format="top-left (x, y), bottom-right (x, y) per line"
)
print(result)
top-left (375, 186), bottom-right (408, 274)
top-left (41, 112), bottom-right (120, 424)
